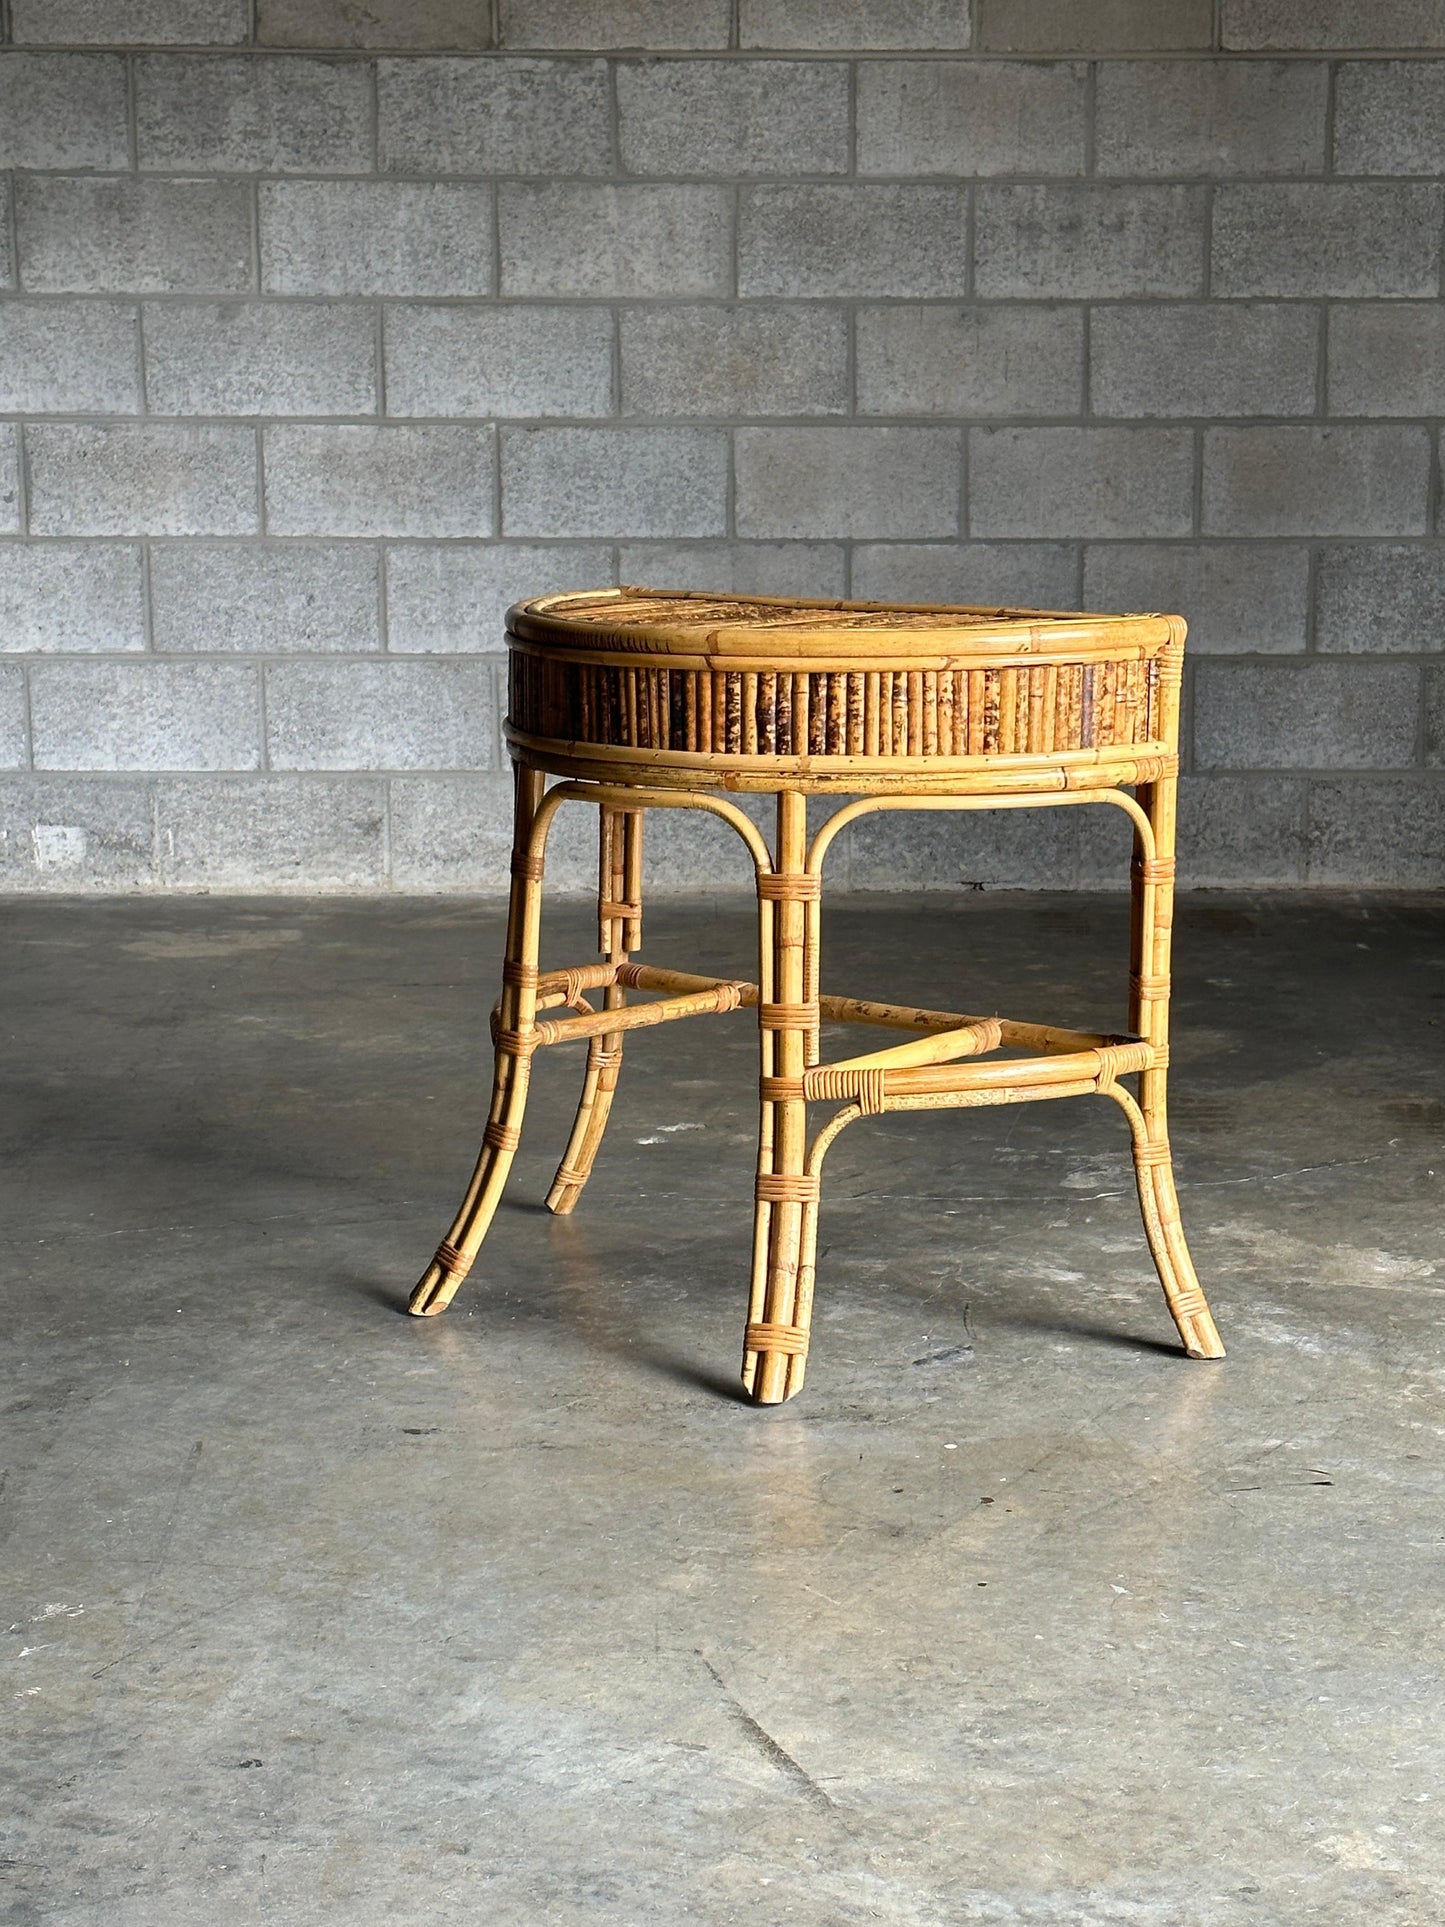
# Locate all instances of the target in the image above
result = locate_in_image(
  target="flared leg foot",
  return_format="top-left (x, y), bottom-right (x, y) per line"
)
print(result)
top-left (545, 1043), bottom-right (622, 1216)
top-left (1133, 1142), bottom-right (1225, 1359)
top-left (408, 1115), bottom-right (526, 1316)
top-left (1127, 755), bottom-right (1224, 1362)
top-left (408, 766), bottom-right (545, 1318)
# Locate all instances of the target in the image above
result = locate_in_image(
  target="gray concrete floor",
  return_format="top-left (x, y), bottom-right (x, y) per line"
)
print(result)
top-left (3, 890), bottom-right (1444, 1926)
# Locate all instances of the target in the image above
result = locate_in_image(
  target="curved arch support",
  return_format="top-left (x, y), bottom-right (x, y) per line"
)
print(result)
top-left (806, 787), bottom-right (1155, 878)
top-left (533, 779), bottom-right (772, 877)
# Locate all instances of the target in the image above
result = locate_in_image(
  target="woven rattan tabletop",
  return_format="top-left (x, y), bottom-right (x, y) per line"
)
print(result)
top-left (508, 586), bottom-right (1178, 663)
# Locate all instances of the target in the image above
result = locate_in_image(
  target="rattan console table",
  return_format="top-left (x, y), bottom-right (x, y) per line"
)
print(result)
top-left (410, 588), bottom-right (1224, 1404)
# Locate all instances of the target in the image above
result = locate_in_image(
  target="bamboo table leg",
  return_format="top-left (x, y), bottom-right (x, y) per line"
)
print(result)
top-left (1127, 756), bottom-right (1225, 1361)
top-left (547, 807), bottom-right (643, 1215)
top-left (409, 764), bottom-right (546, 1317)
top-left (743, 792), bottom-right (818, 1405)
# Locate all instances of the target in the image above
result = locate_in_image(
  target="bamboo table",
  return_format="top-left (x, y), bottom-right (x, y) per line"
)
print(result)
top-left (410, 589), bottom-right (1224, 1404)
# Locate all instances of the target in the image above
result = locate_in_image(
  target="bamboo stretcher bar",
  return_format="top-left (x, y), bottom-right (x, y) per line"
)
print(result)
top-left (525, 963), bottom-right (1142, 1062)
top-left (876, 1042), bottom-right (1153, 1098)
top-left (531, 982), bottom-right (743, 1045)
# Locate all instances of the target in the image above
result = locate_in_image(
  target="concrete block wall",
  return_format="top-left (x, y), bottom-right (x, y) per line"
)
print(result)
top-left (1, 1), bottom-right (1443, 892)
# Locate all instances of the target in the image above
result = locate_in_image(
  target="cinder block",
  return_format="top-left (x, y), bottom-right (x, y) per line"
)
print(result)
top-left (0, 666), bottom-right (26, 769)
top-left (0, 429), bottom-right (18, 534)
top-left (501, 427), bottom-right (728, 537)
top-left (1175, 775), bottom-right (1308, 884)
top-left (30, 661), bottom-right (261, 771)
top-left (851, 541), bottom-right (1080, 609)
top-left (617, 540), bottom-right (847, 598)
top-left (259, 0), bottom-right (491, 46)
top-left (980, 0), bottom-right (1211, 49)
top-left (385, 306), bottom-right (613, 420)
top-left (11, 1), bottom-right (249, 42)
top-left (28, 424), bottom-right (259, 536)
top-left (501, 0), bottom-right (730, 45)
top-left (1212, 184), bottom-right (1443, 297)
top-left (0, 302), bottom-right (140, 414)
top-left (974, 186), bottom-right (1206, 299)
top-left (1335, 62), bottom-right (1445, 175)
top-left (846, 800), bottom-right (1081, 890)
top-left (0, 542), bottom-right (145, 652)
top-left (1193, 661), bottom-right (1420, 769)
top-left (1202, 426), bottom-right (1430, 537)
top-left (144, 302), bottom-right (377, 416)
top-left (261, 182), bottom-right (493, 296)
top-left (388, 773), bottom-right (514, 890)
top-left (1095, 59), bottom-right (1327, 176)
top-left (1090, 304), bottom-right (1319, 418)
top-left (16, 177), bottom-right (253, 294)
top-left (1305, 777), bottom-right (1445, 885)
top-left (739, 0), bottom-right (972, 47)
top-left (620, 306), bottom-right (846, 418)
top-left (387, 542), bottom-right (613, 652)
top-left (378, 56), bottom-right (611, 175)
top-left (150, 542), bottom-right (381, 653)
top-left (1316, 543), bottom-right (1445, 654)
top-left (265, 425), bottom-right (495, 538)
top-left (136, 55), bottom-right (372, 173)
top-left (499, 185), bottom-right (730, 297)
top-left (739, 186), bottom-right (968, 298)
top-left (1328, 305), bottom-right (1445, 417)
top-left (617, 59), bottom-right (848, 175)
top-left (1223, 0), bottom-right (1445, 50)
top-left (856, 305), bottom-right (1082, 418)
top-left (267, 661), bottom-right (494, 771)
top-left (0, 777), bottom-right (156, 891)
top-left (735, 427), bottom-right (961, 539)
top-left (857, 60), bottom-right (1086, 177)
top-left (970, 427), bottom-right (1194, 540)
top-left (0, 54), bottom-right (129, 168)
top-left (1083, 542), bottom-right (1309, 653)
top-left (155, 775), bottom-right (386, 889)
